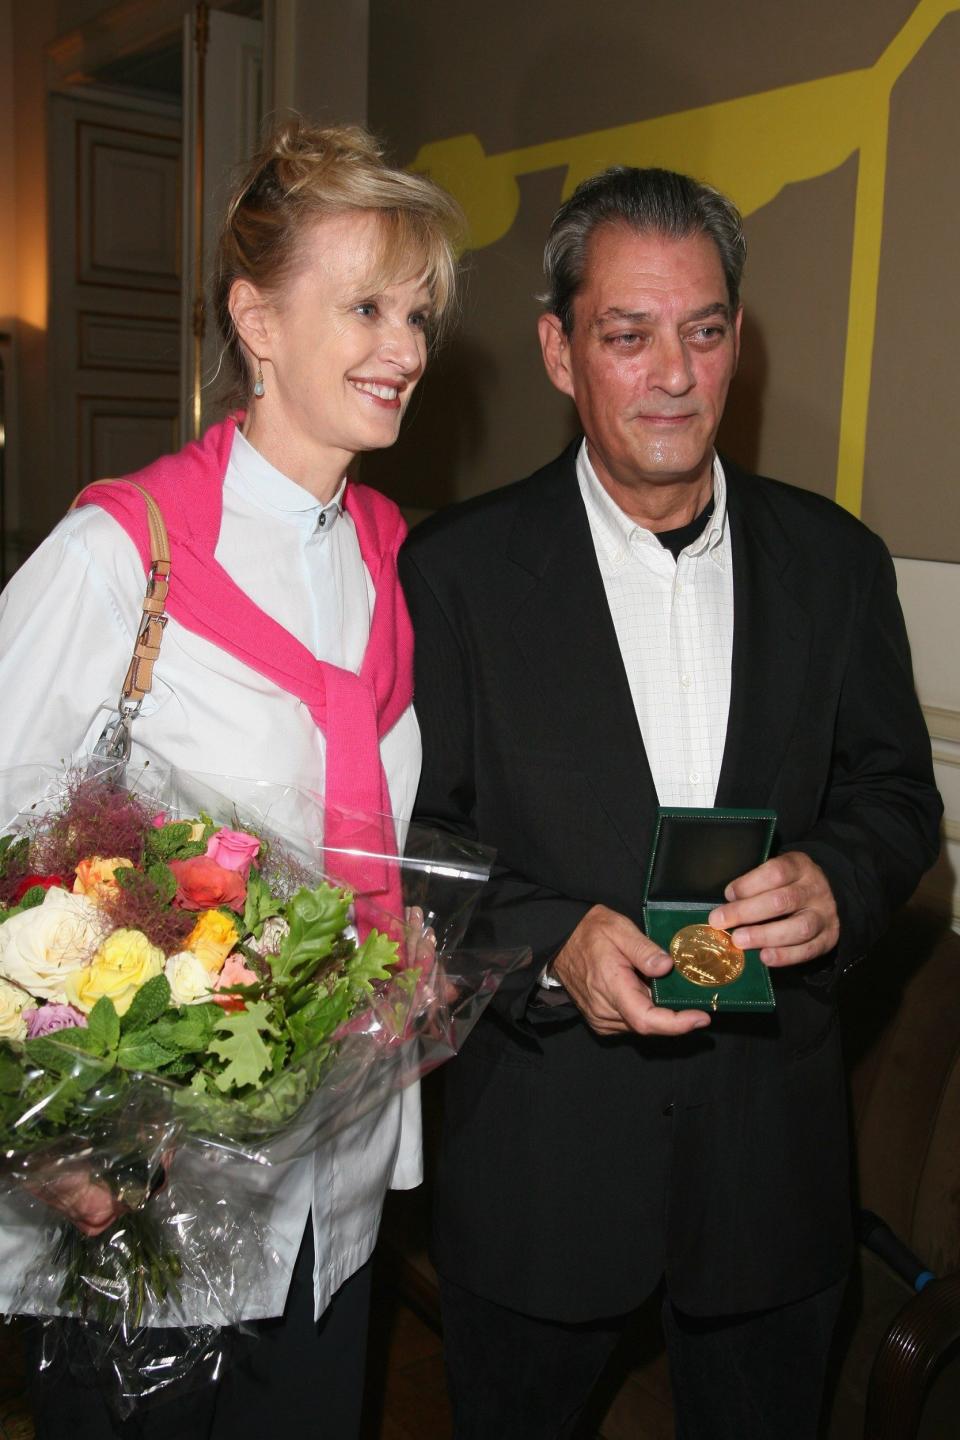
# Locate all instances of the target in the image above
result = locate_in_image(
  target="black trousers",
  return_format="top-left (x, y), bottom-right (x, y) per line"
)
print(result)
top-left (439, 1272), bottom-right (847, 1440)
top-left (25, 1221), bottom-right (373, 1440)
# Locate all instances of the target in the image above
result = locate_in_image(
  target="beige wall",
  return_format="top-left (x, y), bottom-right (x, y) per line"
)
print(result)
top-left (360, 0), bottom-right (959, 918)
top-left (364, 0), bottom-right (959, 565)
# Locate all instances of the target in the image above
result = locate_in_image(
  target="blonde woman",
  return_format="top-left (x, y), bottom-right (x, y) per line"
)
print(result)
top-left (0, 120), bottom-right (461, 1439)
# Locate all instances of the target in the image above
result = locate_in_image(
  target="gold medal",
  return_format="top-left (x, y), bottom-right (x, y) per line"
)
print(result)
top-left (669, 924), bottom-right (745, 988)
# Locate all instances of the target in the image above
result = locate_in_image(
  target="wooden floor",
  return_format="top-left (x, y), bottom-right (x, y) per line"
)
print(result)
top-left (0, 1279), bottom-right (452, 1440)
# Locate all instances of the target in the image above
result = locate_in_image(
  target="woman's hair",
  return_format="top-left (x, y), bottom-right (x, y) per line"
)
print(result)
top-left (213, 117), bottom-right (464, 398)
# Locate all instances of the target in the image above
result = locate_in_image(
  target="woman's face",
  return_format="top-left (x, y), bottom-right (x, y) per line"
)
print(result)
top-left (245, 210), bottom-right (432, 493)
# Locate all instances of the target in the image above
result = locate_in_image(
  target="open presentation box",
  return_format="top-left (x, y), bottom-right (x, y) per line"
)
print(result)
top-left (644, 808), bottom-right (777, 1013)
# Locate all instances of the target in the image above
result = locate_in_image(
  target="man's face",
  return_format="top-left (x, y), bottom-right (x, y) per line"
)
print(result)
top-left (539, 225), bottom-right (742, 509)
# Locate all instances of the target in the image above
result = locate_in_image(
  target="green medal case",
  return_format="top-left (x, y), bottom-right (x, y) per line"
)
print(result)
top-left (644, 807), bottom-right (777, 1012)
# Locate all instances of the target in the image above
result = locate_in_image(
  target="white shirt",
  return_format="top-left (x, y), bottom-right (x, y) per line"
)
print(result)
top-left (0, 429), bottom-right (422, 1322)
top-left (577, 441), bottom-right (734, 806)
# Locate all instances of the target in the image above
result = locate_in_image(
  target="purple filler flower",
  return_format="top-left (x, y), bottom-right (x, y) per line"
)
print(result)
top-left (23, 1004), bottom-right (88, 1039)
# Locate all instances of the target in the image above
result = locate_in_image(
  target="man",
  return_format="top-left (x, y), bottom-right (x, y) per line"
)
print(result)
top-left (398, 167), bottom-right (941, 1439)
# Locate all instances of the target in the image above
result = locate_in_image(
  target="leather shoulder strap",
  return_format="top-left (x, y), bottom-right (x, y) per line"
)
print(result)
top-left (70, 480), bottom-right (171, 705)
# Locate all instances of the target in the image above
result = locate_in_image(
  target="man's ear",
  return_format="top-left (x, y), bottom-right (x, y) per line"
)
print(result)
top-left (732, 305), bottom-right (743, 373)
top-left (229, 278), bottom-right (272, 362)
top-left (538, 312), bottom-right (575, 400)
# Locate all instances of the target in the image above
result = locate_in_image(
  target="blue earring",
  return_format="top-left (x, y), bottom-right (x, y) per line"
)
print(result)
top-left (253, 357), bottom-right (265, 398)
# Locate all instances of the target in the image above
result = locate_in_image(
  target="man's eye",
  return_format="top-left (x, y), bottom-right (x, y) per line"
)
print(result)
top-left (688, 325), bottom-right (726, 344)
top-left (606, 332), bottom-right (643, 346)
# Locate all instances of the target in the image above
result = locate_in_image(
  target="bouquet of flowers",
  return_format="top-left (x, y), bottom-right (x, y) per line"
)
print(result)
top-left (0, 763), bottom-right (518, 1407)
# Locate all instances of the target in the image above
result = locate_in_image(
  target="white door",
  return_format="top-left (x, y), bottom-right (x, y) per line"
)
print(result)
top-left (47, 89), bottom-right (182, 510)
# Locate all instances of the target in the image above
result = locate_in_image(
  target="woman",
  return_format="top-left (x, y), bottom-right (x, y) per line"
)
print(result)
top-left (0, 119), bottom-right (461, 1438)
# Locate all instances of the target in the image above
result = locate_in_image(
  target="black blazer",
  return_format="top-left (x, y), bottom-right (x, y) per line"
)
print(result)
top-left (399, 444), bottom-right (941, 1321)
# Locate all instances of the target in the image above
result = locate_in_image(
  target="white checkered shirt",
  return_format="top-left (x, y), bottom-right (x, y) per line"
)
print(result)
top-left (576, 441), bottom-right (734, 807)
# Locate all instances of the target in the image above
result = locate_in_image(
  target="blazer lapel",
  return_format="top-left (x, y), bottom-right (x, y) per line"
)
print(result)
top-left (715, 464), bottom-right (812, 808)
top-left (507, 448), bottom-right (658, 870)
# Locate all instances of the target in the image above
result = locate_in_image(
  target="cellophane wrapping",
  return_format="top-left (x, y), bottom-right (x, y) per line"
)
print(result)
top-left (0, 762), bottom-right (526, 1414)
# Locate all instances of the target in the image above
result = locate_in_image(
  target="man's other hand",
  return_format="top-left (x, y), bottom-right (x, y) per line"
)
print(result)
top-left (709, 851), bottom-right (839, 967)
top-left (551, 906), bottom-right (711, 1037)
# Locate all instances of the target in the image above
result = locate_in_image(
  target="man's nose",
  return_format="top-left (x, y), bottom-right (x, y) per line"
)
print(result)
top-left (647, 334), bottom-right (693, 394)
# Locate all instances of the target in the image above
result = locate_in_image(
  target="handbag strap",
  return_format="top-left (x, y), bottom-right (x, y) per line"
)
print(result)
top-left (70, 480), bottom-right (172, 708)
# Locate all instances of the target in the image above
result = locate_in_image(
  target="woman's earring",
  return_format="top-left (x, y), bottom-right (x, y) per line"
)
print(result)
top-left (253, 356), bottom-right (266, 398)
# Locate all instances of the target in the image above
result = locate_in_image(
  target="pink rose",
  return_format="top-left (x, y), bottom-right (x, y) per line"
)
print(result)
top-left (212, 953), bottom-right (259, 1010)
top-left (205, 828), bottom-right (260, 878)
top-left (24, 1004), bottom-right (88, 1039)
top-left (168, 856), bottom-right (247, 912)
top-left (213, 954), bottom-right (258, 991)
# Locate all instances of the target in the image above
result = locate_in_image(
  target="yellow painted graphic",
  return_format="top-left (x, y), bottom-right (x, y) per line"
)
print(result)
top-left (413, 0), bottom-right (959, 515)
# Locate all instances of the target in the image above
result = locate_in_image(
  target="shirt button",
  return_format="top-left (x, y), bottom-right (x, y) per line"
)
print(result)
top-left (662, 1103), bottom-right (675, 1117)
top-left (689, 771), bottom-right (702, 785)
top-left (680, 673), bottom-right (692, 690)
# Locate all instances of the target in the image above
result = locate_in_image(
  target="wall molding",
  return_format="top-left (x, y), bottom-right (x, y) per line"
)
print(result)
top-left (924, 703), bottom-right (960, 744)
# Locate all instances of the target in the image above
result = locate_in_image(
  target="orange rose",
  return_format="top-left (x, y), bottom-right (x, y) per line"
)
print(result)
top-left (169, 856), bottom-right (246, 912)
top-left (73, 856), bottom-right (134, 901)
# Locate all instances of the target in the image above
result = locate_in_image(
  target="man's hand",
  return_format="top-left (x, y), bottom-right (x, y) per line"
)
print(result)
top-left (551, 905), bottom-right (711, 1037)
top-left (709, 851), bottom-right (839, 967)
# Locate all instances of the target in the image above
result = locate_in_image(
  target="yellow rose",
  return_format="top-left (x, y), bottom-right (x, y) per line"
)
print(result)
top-left (185, 910), bottom-right (239, 974)
top-left (73, 856), bottom-right (134, 901)
top-left (0, 978), bottom-right (29, 1041)
top-left (65, 929), bottom-right (164, 1016)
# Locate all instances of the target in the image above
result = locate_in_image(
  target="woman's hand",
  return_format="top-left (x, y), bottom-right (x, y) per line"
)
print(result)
top-left (27, 1149), bottom-right (173, 1237)
top-left (28, 1170), bottom-right (128, 1237)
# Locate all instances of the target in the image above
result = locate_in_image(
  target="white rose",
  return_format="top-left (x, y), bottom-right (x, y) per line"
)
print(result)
top-left (165, 950), bottom-right (214, 1006)
top-left (0, 889), bottom-right (103, 1003)
top-left (248, 915), bottom-right (290, 957)
top-left (0, 977), bottom-right (29, 1041)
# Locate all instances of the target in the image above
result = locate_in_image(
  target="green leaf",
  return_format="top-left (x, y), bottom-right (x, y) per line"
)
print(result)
top-left (116, 1033), bottom-right (179, 1072)
top-left (150, 1004), bottom-right (219, 1055)
top-left (158, 1053), bottom-right (197, 1078)
top-left (272, 884), bottom-right (352, 984)
top-left (145, 862), bottom-right (177, 903)
top-left (209, 1000), bottom-right (279, 1092)
top-left (286, 991), bottom-right (353, 1059)
top-left (243, 870), bottom-right (284, 937)
top-left (25, 1026), bottom-right (107, 1067)
top-left (18, 885), bottom-right (48, 910)
top-left (0, 1045), bottom-right (23, 1093)
top-left (120, 974), bottom-right (172, 1032)
top-left (0, 835), bottom-right (29, 878)
top-left (86, 997), bottom-right (120, 1056)
top-left (348, 929), bottom-right (400, 990)
top-left (17, 1075), bottom-right (86, 1128)
top-left (143, 821), bottom-right (205, 865)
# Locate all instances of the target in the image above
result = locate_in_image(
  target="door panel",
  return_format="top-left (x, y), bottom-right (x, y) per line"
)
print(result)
top-left (48, 91), bottom-right (181, 511)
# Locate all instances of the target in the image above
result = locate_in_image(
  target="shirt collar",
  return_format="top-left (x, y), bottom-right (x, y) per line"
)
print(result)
top-left (576, 440), bottom-right (728, 566)
top-left (228, 428), bottom-right (347, 535)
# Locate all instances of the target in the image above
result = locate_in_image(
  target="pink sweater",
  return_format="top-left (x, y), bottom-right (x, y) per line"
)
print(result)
top-left (76, 415), bottom-right (413, 921)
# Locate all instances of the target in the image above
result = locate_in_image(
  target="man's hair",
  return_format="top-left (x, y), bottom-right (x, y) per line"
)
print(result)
top-left (542, 166), bottom-right (746, 333)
